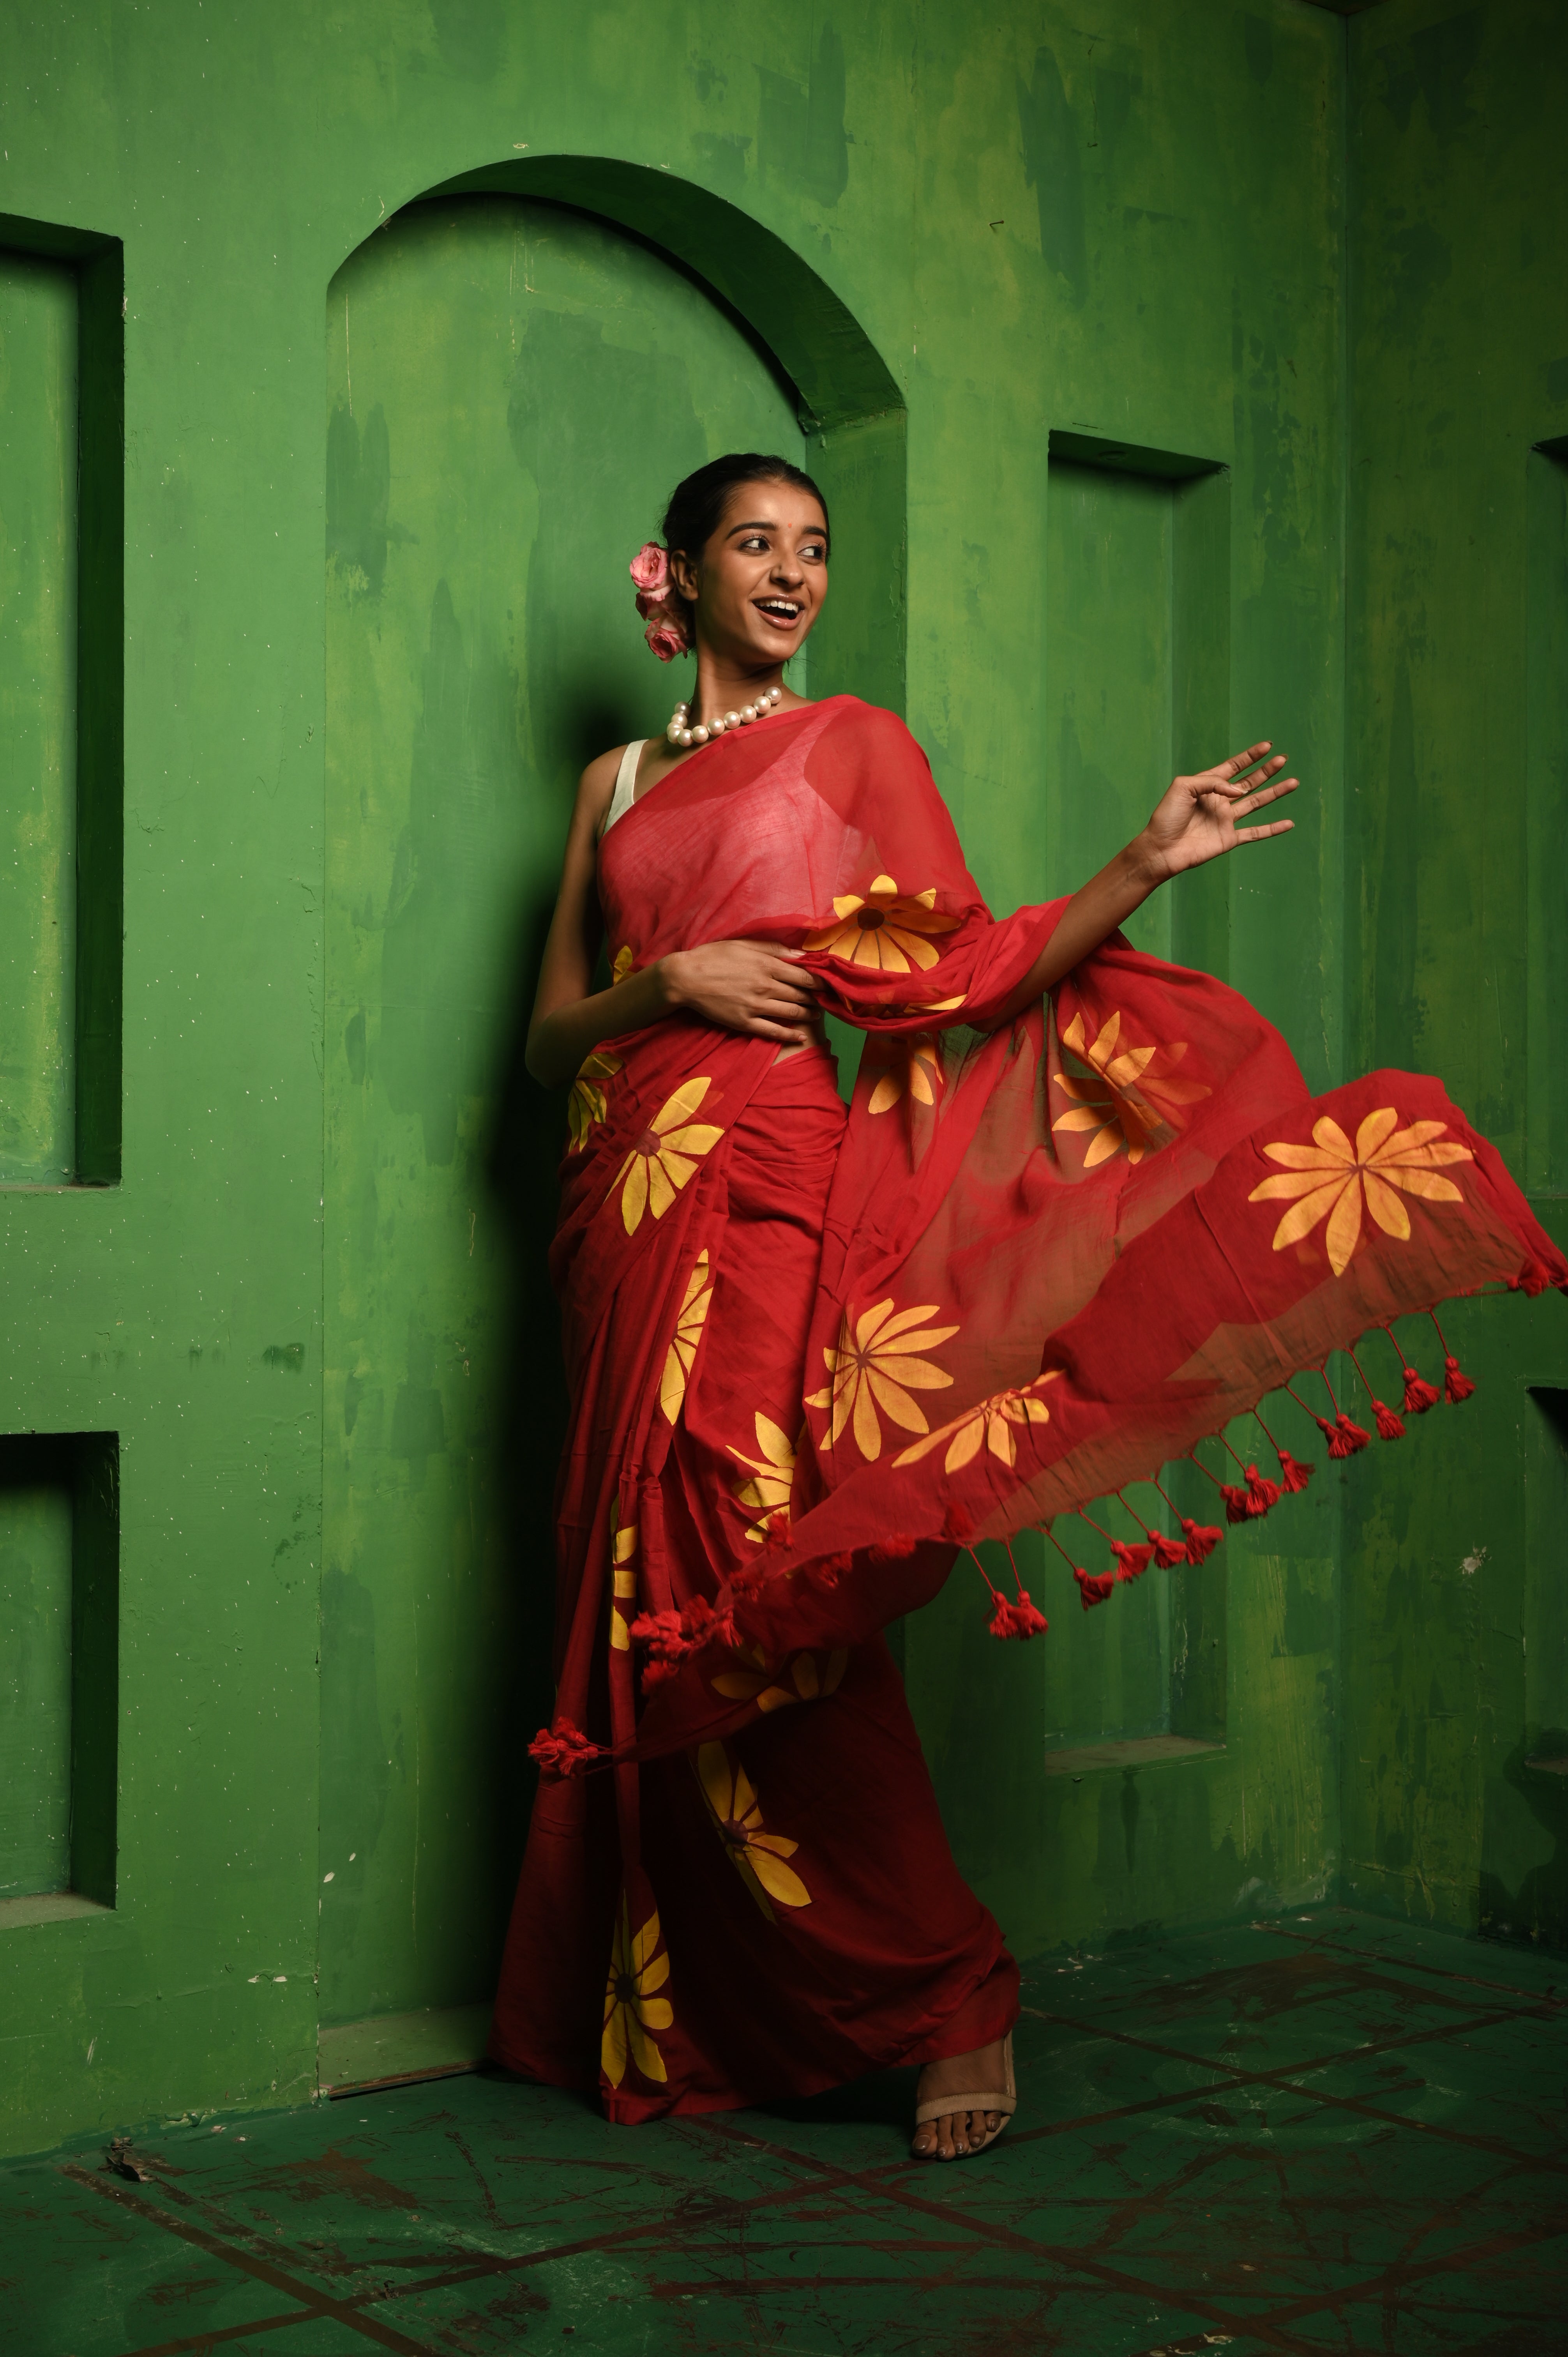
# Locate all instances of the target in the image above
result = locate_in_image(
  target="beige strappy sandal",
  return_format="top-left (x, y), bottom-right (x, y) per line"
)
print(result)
top-left (912, 2030), bottom-right (1016, 2158)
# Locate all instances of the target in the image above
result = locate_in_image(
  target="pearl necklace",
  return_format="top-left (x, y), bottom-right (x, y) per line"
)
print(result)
top-left (667, 684), bottom-right (783, 749)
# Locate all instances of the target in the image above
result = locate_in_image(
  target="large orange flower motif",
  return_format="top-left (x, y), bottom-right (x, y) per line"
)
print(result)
top-left (659, 1251), bottom-right (713, 1423)
top-left (567, 1049), bottom-right (621, 1152)
top-left (805, 875), bottom-right (959, 973)
top-left (807, 1299), bottom-right (958, 1461)
top-left (1248, 1107), bottom-right (1473, 1277)
top-left (1051, 1009), bottom-right (1210, 1169)
top-left (867, 1036), bottom-right (941, 1117)
top-left (894, 1373), bottom-right (1061, 1471)
top-left (608, 1504), bottom-right (638, 1653)
top-left (601, 1895), bottom-right (673, 2087)
top-left (712, 1645), bottom-right (849, 1712)
top-left (696, 1743), bottom-right (810, 1917)
top-left (612, 1076), bottom-right (724, 1234)
top-left (727, 1411), bottom-right (796, 1541)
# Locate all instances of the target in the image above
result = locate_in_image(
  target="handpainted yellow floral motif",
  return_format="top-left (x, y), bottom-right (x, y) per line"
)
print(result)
top-left (1247, 1107), bottom-right (1473, 1278)
top-left (1051, 1009), bottom-right (1210, 1169)
top-left (601, 1894), bottom-right (673, 2088)
top-left (696, 1742), bottom-right (810, 1917)
top-left (712, 1645), bottom-right (849, 1713)
top-left (805, 875), bottom-right (960, 973)
top-left (659, 1252), bottom-right (713, 1423)
top-left (894, 1373), bottom-right (1061, 1472)
top-left (612, 1076), bottom-right (724, 1235)
top-left (867, 1037), bottom-right (940, 1117)
top-left (567, 1049), bottom-right (622, 1152)
top-left (611, 944), bottom-right (634, 985)
top-left (806, 1299), bottom-right (958, 1461)
top-left (608, 1504), bottom-right (639, 1653)
top-left (727, 1411), bottom-right (796, 1540)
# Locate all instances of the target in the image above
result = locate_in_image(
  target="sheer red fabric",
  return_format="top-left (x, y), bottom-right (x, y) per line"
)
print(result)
top-left (489, 696), bottom-right (1565, 2117)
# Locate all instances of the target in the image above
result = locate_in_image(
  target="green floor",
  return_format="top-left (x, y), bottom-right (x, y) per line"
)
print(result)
top-left (6, 1909), bottom-right (1564, 2355)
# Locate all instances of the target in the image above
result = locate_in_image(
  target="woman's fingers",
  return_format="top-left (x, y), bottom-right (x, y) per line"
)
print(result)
top-left (1220, 739), bottom-right (1273, 778)
top-left (1230, 777), bottom-right (1299, 817)
top-left (1205, 753), bottom-right (1288, 799)
top-left (1233, 816), bottom-right (1296, 845)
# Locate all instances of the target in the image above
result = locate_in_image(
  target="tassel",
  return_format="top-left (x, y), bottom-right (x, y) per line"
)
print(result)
top-left (1074, 1567), bottom-right (1116, 1609)
top-left (1511, 1257), bottom-right (1552, 1298)
top-left (1110, 1539), bottom-right (1155, 1582)
top-left (1401, 1362), bottom-right (1440, 1415)
top-left (760, 1515), bottom-right (791, 1554)
top-left (1244, 1462), bottom-right (1281, 1517)
top-left (805, 1550), bottom-right (854, 1590)
top-left (946, 1509), bottom-right (977, 1546)
top-left (869, 1530), bottom-right (917, 1562)
top-left (1348, 1343), bottom-right (1404, 1443)
top-left (989, 1588), bottom-right (1049, 1639)
top-left (1429, 1311), bottom-right (1476, 1404)
top-left (1326, 1411), bottom-right (1370, 1459)
top-left (1181, 1518), bottom-right (1222, 1565)
top-left (1277, 1449), bottom-right (1315, 1493)
top-left (528, 1720), bottom-right (607, 1777)
top-left (1151, 1529), bottom-right (1188, 1568)
top-left (1220, 1482), bottom-right (1251, 1525)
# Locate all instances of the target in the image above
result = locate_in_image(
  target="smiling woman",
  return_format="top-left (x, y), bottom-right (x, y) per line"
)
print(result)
top-left (487, 451), bottom-right (1567, 2164)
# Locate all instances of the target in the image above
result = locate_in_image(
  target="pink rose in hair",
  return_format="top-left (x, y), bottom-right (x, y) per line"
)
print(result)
top-left (629, 542), bottom-right (670, 595)
top-left (644, 617), bottom-right (687, 663)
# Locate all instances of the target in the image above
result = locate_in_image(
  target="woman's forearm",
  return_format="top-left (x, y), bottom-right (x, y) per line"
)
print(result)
top-left (991, 835), bottom-right (1162, 1023)
top-left (526, 962), bottom-right (676, 1088)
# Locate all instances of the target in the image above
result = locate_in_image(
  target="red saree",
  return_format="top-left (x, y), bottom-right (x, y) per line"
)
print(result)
top-left (488, 696), bottom-right (1566, 2120)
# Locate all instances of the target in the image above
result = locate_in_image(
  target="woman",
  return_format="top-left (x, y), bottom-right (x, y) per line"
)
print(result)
top-left (488, 453), bottom-right (1563, 2159)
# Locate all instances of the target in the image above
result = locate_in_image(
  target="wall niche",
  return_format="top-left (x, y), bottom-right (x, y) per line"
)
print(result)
top-left (0, 214), bottom-right (123, 1187)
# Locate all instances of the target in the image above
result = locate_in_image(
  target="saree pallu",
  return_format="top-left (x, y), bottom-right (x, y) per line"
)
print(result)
top-left (489, 696), bottom-right (1567, 2118)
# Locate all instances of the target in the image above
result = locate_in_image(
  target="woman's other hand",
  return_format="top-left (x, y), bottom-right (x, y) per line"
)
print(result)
top-left (1135, 742), bottom-right (1299, 882)
top-left (658, 940), bottom-right (821, 1044)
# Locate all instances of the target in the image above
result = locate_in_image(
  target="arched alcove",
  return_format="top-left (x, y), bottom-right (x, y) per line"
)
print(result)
top-left (318, 166), bottom-right (904, 2057)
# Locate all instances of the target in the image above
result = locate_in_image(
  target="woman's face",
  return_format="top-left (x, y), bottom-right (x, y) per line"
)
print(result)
top-left (672, 480), bottom-right (829, 670)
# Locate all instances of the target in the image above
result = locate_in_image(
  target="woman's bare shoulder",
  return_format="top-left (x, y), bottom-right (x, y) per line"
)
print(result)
top-left (576, 742), bottom-right (631, 830)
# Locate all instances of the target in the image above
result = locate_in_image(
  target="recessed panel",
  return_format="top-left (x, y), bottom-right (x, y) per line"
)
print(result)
top-left (0, 1432), bottom-right (117, 1906)
top-left (0, 253), bottom-right (77, 1186)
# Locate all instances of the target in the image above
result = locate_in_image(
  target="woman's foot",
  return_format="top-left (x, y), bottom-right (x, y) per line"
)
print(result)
top-left (911, 2039), bottom-right (1009, 2160)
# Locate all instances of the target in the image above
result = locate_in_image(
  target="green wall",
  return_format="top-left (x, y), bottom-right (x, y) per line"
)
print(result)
top-left (1340, 0), bottom-right (1568, 1947)
top-left (0, 0), bottom-right (1562, 2163)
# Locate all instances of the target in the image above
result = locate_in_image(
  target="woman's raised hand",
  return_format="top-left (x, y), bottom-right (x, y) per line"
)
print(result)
top-left (1137, 742), bottom-right (1299, 881)
top-left (658, 940), bottom-right (822, 1044)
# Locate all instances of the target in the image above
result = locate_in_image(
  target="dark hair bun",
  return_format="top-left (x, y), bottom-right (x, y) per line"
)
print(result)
top-left (662, 454), bottom-right (829, 617)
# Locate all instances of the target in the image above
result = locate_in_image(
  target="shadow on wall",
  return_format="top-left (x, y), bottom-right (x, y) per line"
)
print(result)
top-left (1480, 1737), bottom-right (1568, 1950)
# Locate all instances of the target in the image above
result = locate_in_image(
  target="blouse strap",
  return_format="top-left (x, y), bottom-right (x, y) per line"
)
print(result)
top-left (600, 740), bottom-right (646, 839)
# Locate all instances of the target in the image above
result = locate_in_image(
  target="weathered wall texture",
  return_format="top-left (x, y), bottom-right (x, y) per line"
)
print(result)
top-left (1340, 0), bottom-right (1568, 1946)
top-left (0, 0), bottom-right (1561, 2163)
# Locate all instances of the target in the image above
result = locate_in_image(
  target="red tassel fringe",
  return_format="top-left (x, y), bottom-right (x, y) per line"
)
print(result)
top-left (1372, 1398), bottom-right (1406, 1440)
top-left (1181, 1518), bottom-right (1222, 1564)
top-left (1110, 1539), bottom-right (1155, 1582)
top-left (1401, 1364), bottom-right (1440, 1415)
top-left (1318, 1411), bottom-right (1370, 1459)
top-left (1151, 1530), bottom-right (1188, 1568)
top-left (869, 1531), bottom-right (918, 1562)
top-left (989, 1588), bottom-right (1049, 1639)
top-left (1277, 1449), bottom-right (1315, 1493)
top-left (1443, 1355), bottom-right (1476, 1404)
top-left (1220, 1483), bottom-right (1251, 1525)
top-left (1074, 1568), bottom-right (1116, 1610)
top-left (1244, 1462), bottom-right (1281, 1517)
top-left (528, 1719), bottom-right (606, 1777)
